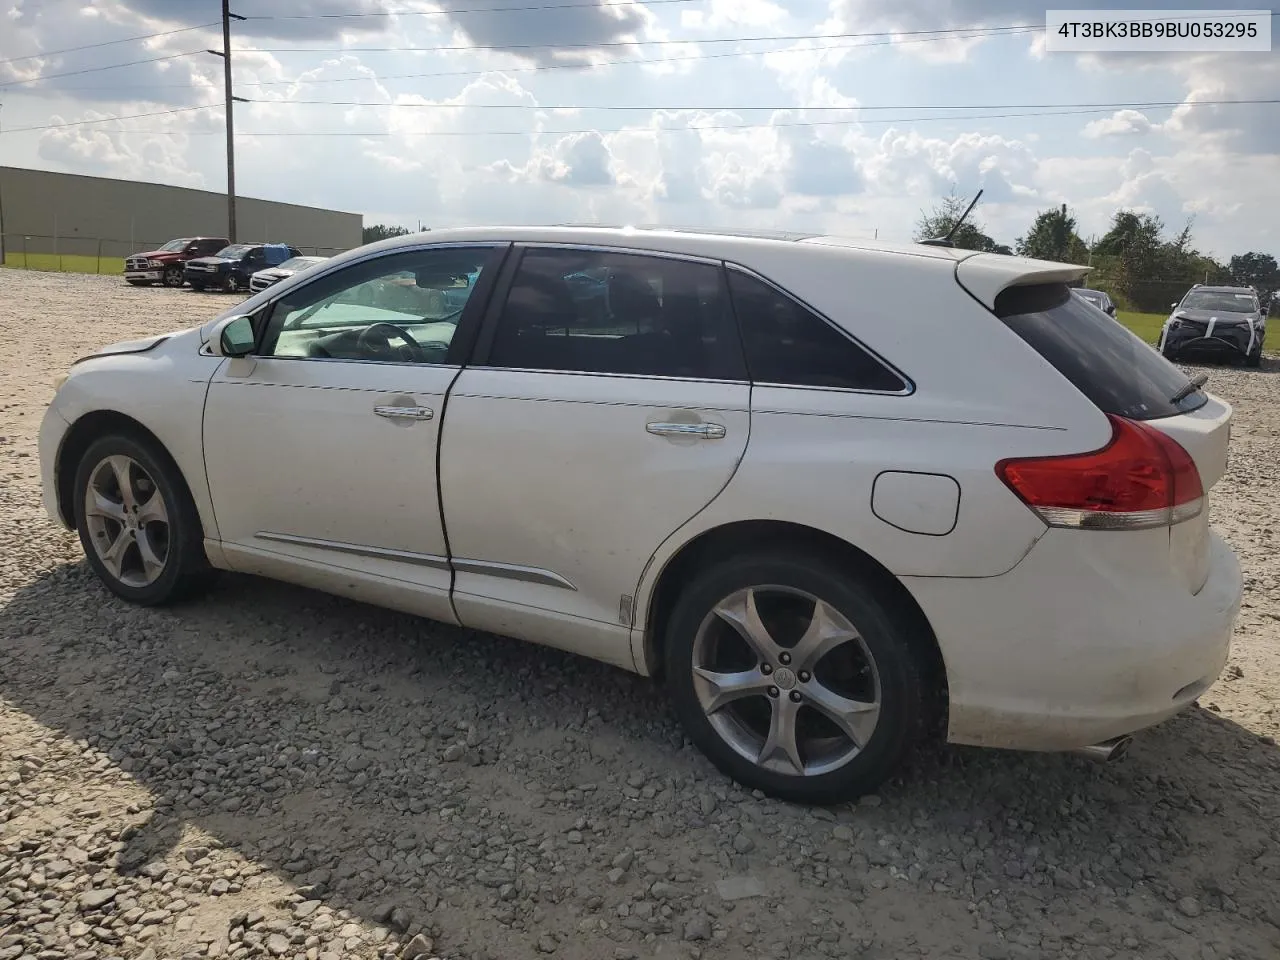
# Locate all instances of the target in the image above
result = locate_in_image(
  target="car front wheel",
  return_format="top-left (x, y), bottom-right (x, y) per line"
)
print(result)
top-left (163, 266), bottom-right (185, 287)
top-left (73, 435), bottom-right (215, 605)
top-left (664, 553), bottom-right (929, 803)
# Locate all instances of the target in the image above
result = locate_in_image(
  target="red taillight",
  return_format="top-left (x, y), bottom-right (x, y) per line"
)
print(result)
top-left (996, 414), bottom-right (1204, 530)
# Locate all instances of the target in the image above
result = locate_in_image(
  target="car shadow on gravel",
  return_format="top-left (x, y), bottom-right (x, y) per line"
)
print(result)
top-left (4, 562), bottom-right (1280, 959)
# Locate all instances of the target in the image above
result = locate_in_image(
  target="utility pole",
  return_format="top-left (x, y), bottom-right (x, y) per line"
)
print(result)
top-left (208, 2), bottom-right (246, 242)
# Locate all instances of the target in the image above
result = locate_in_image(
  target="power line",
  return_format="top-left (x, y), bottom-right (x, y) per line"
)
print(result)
top-left (0, 51), bottom-right (200, 88)
top-left (255, 96), bottom-right (1279, 113)
top-left (35, 26), bottom-right (1046, 94)
top-left (246, 0), bottom-right (700, 20)
top-left (0, 104), bottom-right (221, 134)
top-left (0, 23), bottom-right (219, 66)
top-left (250, 24), bottom-right (1040, 54)
top-left (6, 98), bottom-right (1274, 138)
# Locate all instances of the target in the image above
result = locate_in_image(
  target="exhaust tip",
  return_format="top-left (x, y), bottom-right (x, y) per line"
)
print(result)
top-left (1070, 735), bottom-right (1133, 763)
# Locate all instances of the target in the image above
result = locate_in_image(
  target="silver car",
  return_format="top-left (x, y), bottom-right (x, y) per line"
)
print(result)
top-left (248, 255), bottom-right (329, 294)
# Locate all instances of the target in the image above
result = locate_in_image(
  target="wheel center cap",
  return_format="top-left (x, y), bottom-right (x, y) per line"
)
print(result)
top-left (772, 667), bottom-right (797, 690)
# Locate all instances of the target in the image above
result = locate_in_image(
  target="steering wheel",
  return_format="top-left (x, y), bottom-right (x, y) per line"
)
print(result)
top-left (356, 322), bottom-right (429, 363)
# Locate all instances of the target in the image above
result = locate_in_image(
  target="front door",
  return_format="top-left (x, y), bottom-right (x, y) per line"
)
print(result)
top-left (202, 243), bottom-right (508, 622)
top-left (439, 245), bottom-right (750, 668)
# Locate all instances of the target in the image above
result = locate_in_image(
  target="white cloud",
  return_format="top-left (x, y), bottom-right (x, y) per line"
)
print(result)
top-left (1082, 109), bottom-right (1157, 139)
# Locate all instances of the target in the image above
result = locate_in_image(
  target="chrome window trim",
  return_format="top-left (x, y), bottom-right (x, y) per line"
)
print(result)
top-left (513, 240), bottom-right (725, 267)
top-left (461, 366), bottom-right (749, 386)
top-left (255, 532), bottom-right (449, 570)
top-left (722, 261), bottom-right (916, 398)
top-left (254, 532), bottom-right (576, 590)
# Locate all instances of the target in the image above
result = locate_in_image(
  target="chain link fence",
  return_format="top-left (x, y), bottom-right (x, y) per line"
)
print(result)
top-left (1, 233), bottom-right (352, 275)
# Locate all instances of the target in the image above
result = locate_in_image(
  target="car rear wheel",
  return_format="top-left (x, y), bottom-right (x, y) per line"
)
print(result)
top-left (163, 266), bottom-right (185, 288)
top-left (664, 553), bottom-right (928, 803)
top-left (73, 434), bottom-right (215, 606)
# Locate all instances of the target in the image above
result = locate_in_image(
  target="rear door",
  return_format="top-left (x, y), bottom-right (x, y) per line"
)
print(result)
top-left (992, 282), bottom-right (1231, 593)
top-left (438, 244), bottom-right (750, 667)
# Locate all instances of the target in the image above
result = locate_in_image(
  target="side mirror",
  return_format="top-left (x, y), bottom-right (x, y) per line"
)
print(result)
top-left (1170, 302), bottom-right (1178, 309)
top-left (211, 314), bottom-right (256, 357)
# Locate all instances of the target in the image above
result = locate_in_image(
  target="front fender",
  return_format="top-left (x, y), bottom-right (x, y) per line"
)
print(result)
top-left (50, 333), bottom-right (223, 540)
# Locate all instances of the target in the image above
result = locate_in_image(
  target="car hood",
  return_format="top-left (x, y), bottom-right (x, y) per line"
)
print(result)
top-left (133, 249), bottom-right (185, 260)
top-left (1173, 308), bottom-right (1259, 323)
top-left (187, 256), bottom-right (236, 267)
top-left (254, 267), bottom-right (292, 277)
top-left (71, 332), bottom-right (175, 366)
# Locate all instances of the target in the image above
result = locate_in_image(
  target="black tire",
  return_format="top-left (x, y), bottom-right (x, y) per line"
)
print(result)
top-left (72, 433), bottom-right (216, 606)
top-left (664, 552), bottom-right (929, 804)
top-left (163, 266), bottom-right (185, 288)
top-left (1245, 350), bottom-right (1262, 368)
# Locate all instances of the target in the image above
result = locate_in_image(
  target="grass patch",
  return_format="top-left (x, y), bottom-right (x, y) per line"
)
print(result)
top-left (2, 253), bottom-right (125, 275)
top-left (1117, 311), bottom-right (1168, 345)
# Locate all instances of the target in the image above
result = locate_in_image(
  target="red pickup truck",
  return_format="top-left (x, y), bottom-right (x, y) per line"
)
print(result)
top-left (124, 237), bottom-right (230, 288)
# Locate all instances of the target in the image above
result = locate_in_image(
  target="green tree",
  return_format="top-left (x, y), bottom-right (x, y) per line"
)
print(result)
top-left (1093, 210), bottom-right (1164, 308)
top-left (1015, 204), bottom-right (1089, 263)
top-left (913, 189), bottom-right (1011, 254)
top-left (1228, 251), bottom-right (1280, 303)
top-left (362, 223), bottom-right (412, 244)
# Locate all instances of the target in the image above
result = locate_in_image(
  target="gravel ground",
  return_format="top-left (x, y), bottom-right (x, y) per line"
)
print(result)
top-left (2, 268), bottom-right (1279, 960)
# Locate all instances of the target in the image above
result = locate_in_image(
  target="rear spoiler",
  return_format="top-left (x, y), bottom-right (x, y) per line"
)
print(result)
top-left (956, 254), bottom-right (1091, 311)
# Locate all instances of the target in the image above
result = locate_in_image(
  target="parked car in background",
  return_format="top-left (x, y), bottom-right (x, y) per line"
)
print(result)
top-left (185, 243), bottom-right (301, 293)
top-left (1072, 287), bottom-right (1116, 317)
top-left (40, 226), bottom-right (1242, 802)
top-left (1158, 284), bottom-right (1266, 367)
top-left (125, 237), bottom-right (229, 288)
top-left (249, 255), bottom-right (329, 294)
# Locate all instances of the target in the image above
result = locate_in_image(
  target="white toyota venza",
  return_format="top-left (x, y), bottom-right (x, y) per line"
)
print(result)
top-left (39, 227), bottom-right (1243, 802)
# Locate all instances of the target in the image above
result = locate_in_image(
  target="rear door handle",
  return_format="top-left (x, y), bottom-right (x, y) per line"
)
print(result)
top-left (374, 405), bottom-right (434, 421)
top-left (646, 421), bottom-right (726, 440)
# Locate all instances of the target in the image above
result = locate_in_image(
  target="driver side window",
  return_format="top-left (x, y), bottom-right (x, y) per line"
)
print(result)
top-left (257, 246), bottom-right (497, 365)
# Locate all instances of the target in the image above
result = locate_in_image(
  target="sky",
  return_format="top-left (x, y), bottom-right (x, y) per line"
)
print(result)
top-left (0, 0), bottom-right (1276, 261)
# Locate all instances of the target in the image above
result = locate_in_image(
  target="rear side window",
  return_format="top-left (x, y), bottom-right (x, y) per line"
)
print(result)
top-left (996, 283), bottom-right (1205, 420)
top-left (726, 269), bottom-right (907, 392)
top-left (488, 248), bottom-right (744, 380)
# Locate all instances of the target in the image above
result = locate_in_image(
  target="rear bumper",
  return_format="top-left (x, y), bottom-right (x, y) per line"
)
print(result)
top-left (906, 526), bottom-right (1242, 752)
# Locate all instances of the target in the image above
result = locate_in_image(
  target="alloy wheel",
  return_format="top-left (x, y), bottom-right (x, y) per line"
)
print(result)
top-left (83, 455), bottom-right (171, 588)
top-left (691, 585), bottom-right (881, 778)
top-left (164, 267), bottom-right (184, 287)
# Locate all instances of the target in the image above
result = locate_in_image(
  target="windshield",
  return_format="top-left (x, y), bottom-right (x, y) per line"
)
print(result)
top-left (278, 257), bottom-right (323, 271)
top-left (1180, 291), bottom-right (1257, 313)
top-left (160, 239), bottom-right (190, 252)
top-left (1075, 290), bottom-right (1104, 304)
top-left (213, 244), bottom-right (253, 259)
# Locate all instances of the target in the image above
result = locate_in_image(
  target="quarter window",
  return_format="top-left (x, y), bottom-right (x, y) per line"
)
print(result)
top-left (727, 269), bottom-right (907, 392)
top-left (486, 249), bottom-right (744, 380)
top-left (258, 247), bottom-right (497, 364)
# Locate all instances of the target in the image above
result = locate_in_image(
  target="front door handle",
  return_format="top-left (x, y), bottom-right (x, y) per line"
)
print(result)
top-left (374, 405), bottom-right (434, 421)
top-left (646, 421), bottom-right (726, 440)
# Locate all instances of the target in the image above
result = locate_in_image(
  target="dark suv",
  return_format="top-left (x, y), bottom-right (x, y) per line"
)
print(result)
top-left (1158, 284), bottom-right (1267, 367)
top-left (125, 237), bottom-right (229, 288)
top-left (184, 243), bottom-right (301, 293)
